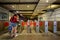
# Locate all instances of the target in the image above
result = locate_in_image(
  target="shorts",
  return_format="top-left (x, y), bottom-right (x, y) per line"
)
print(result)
top-left (9, 22), bottom-right (17, 27)
top-left (8, 25), bottom-right (12, 31)
top-left (8, 22), bottom-right (17, 31)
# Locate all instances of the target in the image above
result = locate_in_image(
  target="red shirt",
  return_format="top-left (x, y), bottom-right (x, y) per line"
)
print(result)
top-left (10, 16), bottom-right (17, 23)
top-left (39, 21), bottom-right (43, 26)
top-left (21, 21), bottom-right (25, 27)
top-left (34, 22), bottom-right (36, 27)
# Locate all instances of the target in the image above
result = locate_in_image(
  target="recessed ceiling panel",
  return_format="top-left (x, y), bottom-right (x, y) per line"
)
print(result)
top-left (19, 13), bottom-right (32, 15)
top-left (10, 4), bottom-right (36, 10)
top-left (47, 5), bottom-right (60, 9)
top-left (23, 14), bottom-right (32, 15)
top-left (20, 0), bottom-right (39, 2)
top-left (0, 0), bottom-right (19, 2)
top-left (0, 0), bottom-right (39, 2)
top-left (32, 0), bottom-right (56, 16)
top-left (33, 3), bottom-right (48, 14)
top-left (18, 11), bottom-right (33, 13)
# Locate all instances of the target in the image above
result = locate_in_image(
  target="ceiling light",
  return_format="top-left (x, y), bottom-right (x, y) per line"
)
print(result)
top-left (12, 6), bottom-right (14, 8)
top-left (27, 5), bottom-right (29, 8)
top-left (46, 0), bottom-right (49, 3)
top-left (16, 11), bottom-right (19, 13)
top-left (47, 5), bottom-right (58, 8)
top-left (51, 5), bottom-right (58, 8)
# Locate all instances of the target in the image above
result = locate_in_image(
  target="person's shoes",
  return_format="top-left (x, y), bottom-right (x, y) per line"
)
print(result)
top-left (14, 34), bottom-right (18, 37)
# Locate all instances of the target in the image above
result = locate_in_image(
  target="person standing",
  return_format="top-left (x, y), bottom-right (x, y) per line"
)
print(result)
top-left (27, 20), bottom-right (31, 33)
top-left (8, 14), bottom-right (19, 37)
top-left (17, 14), bottom-right (25, 33)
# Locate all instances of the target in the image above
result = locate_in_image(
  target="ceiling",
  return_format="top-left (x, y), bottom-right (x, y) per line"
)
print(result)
top-left (0, 0), bottom-right (60, 19)
top-left (0, 0), bottom-right (39, 17)
top-left (0, 0), bottom-right (38, 2)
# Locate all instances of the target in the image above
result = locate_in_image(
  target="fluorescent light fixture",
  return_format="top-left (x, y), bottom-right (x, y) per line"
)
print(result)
top-left (12, 6), bottom-right (14, 8)
top-left (27, 5), bottom-right (29, 8)
top-left (47, 5), bottom-right (58, 8)
top-left (51, 5), bottom-right (58, 8)
top-left (46, 0), bottom-right (49, 2)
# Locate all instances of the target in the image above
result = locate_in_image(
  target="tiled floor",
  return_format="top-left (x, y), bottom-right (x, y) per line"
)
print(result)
top-left (0, 30), bottom-right (60, 40)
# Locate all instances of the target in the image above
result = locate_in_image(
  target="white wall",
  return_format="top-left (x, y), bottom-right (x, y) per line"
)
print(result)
top-left (38, 8), bottom-right (60, 21)
top-left (0, 7), bottom-right (14, 21)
